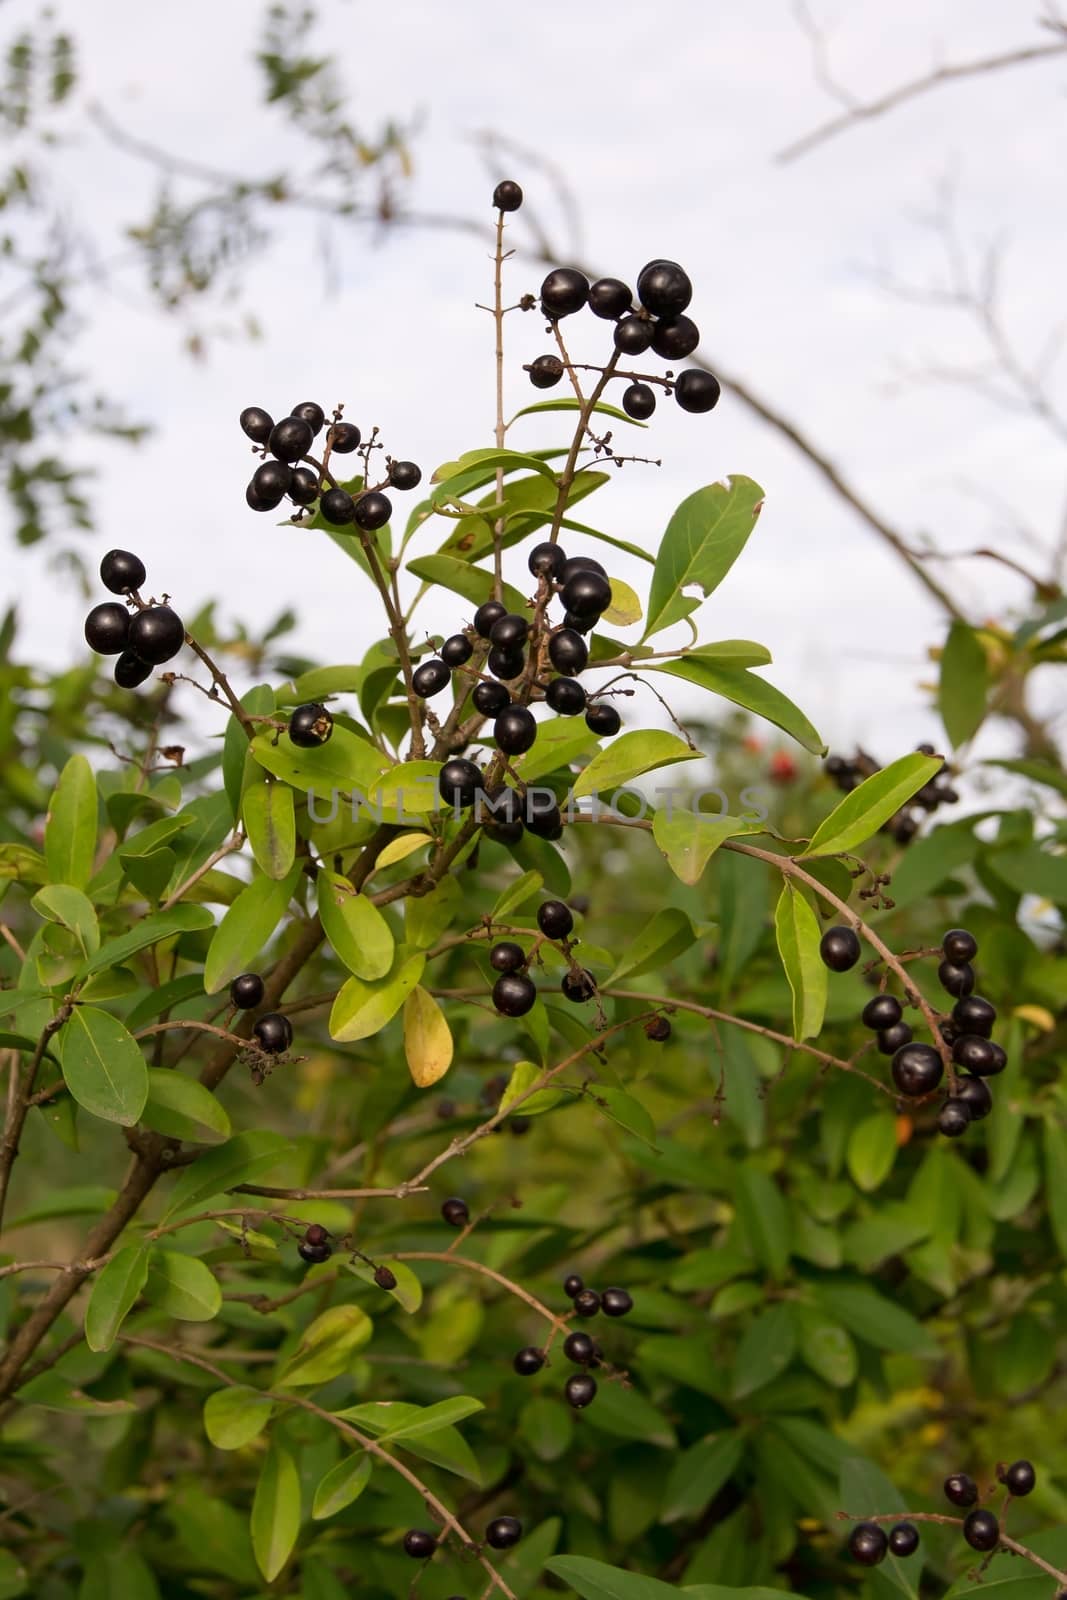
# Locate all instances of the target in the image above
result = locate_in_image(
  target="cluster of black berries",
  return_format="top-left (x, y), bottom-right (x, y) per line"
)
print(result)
top-left (229, 972), bottom-right (293, 1056)
top-left (402, 1515), bottom-right (522, 1563)
top-left (848, 1460), bottom-right (1036, 1567)
top-left (84, 550), bottom-right (185, 689)
top-left (824, 743), bottom-right (959, 844)
top-left (530, 256), bottom-right (720, 419)
top-left (489, 899), bottom-right (597, 1017)
top-left (239, 400), bottom-right (421, 530)
top-left (513, 1272), bottom-right (634, 1411)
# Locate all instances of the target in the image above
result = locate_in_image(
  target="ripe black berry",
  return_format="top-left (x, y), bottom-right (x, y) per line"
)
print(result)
top-left (290, 401), bottom-right (325, 436)
top-left (585, 702), bottom-right (621, 737)
top-left (320, 487), bottom-right (355, 524)
top-left (819, 925), bottom-right (861, 972)
top-left (268, 415), bottom-right (313, 463)
top-left (493, 179), bottom-right (523, 212)
top-left (546, 677), bottom-right (586, 715)
top-left (441, 1197), bottom-right (469, 1227)
top-left (253, 1013), bottom-right (293, 1054)
top-left (614, 314), bottom-right (654, 355)
top-left (888, 1523), bottom-right (919, 1558)
top-left (240, 405), bottom-right (273, 443)
top-left (490, 613), bottom-right (529, 649)
top-left (441, 633), bottom-right (473, 667)
top-left (474, 600), bottom-right (508, 638)
top-left (438, 757), bottom-right (483, 809)
top-left (529, 354), bottom-right (565, 389)
top-left (563, 1331), bottom-right (596, 1363)
top-left (938, 1099), bottom-right (971, 1138)
top-left (495, 705), bottom-right (537, 755)
top-left (548, 629), bottom-right (588, 676)
top-left (938, 959), bottom-right (975, 998)
top-left (943, 928), bottom-right (978, 964)
top-left (588, 277), bottom-right (632, 318)
top-left (526, 801), bottom-right (562, 840)
top-left (114, 651), bottom-right (152, 689)
top-left (892, 1042), bottom-right (943, 1098)
top-left (848, 1523), bottom-right (888, 1567)
top-left (289, 466), bottom-right (319, 505)
top-left (562, 970), bottom-right (596, 1003)
top-left (645, 1015), bottom-right (671, 1042)
top-left (953, 1034), bottom-right (1001, 1076)
top-left (563, 1274), bottom-right (584, 1299)
top-left (473, 680), bottom-right (511, 715)
top-left (246, 477), bottom-right (281, 512)
top-left (490, 941), bottom-right (525, 973)
top-left (413, 659), bottom-right (451, 698)
top-left (486, 1517), bottom-right (522, 1550)
top-left (862, 994), bottom-right (903, 1031)
top-left (374, 1265), bottom-right (397, 1290)
top-left (955, 1075), bottom-right (993, 1120)
top-left (651, 315), bottom-right (700, 360)
top-left (1001, 1460), bottom-right (1036, 1496)
top-left (944, 1472), bottom-right (978, 1507)
top-left (487, 645), bottom-right (524, 681)
top-left (85, 602), bottom-right (131, 655)
top-left (560, 555), bottom-right (607, 581)
top-left (963, 1510), bottom-right (1000, 1552)
top-left (389, 459), bottom-right (422, 490)
top-left (953, 995), bottom-right (996, 1037)
top-left (675, 369), bottom-right (721, 413)
top-left (354, 491), bottom-right (391, 530)
top-left (622, 382), bottom-right (656, 420)
top-left (537, 900), bottom-right (573, 939)
top-left (288, 702), bottom-right (333, 748)
top-left (128, 605), bottom-right (185, 665)
top-left (565, 614), bottom-right (595, 635)
top-left (304, 1223), bottom-right (328, 1247)
top-left (601, 1287), bottom-right (633, 1317)
top-left (402, 1530), bottom-right (437, 1560)
top-left (637, 259), bottom-right (693, 317)
top-left (562, 570), bottom-right (612, 619)
top-left (230, 972), bottom-right (265, 1009)
top-left (328, 421), bottom-right (361, 453)
top-left (540, 267), bottom-right (589, 319)
top-left (565, 1372), bottom-right (597, 1408)
top-left (298, 1239), bottom-right (332, 1264)
top-left (529, 541), bottom-right (566, 580)
top-left (513, 1346), bottom-right (544, 1376)
top-left (876, 1022), bottom-right (913, 1055)
top-left (572, 1288), bottom-right (600, 1317)
top-left (492, 972), bottom-right (537, 1017)
top-left (100, 549), bottom-right (146, 594)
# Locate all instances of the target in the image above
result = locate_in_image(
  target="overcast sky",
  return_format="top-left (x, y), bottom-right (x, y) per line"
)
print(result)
top-left (5, 0), bottom-right (1065, 771)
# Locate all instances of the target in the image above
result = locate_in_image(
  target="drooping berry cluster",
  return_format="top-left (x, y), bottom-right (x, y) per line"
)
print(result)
top-left (488, 898), bottom-right (597, 1017)
top-left (84, 549), bottom-right (184, 688)
top-left (846, 1460), bottom-right (1037, 1567)
top-left (513, 1272), bottom-right (634, 1411)
top-left (824, 743), bottom-right (959, 844)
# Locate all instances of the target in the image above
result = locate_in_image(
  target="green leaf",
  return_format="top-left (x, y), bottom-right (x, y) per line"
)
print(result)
top-left (804, 753), bottom-right (942, 858)
top-left (814, 1282), bottom-right (939, 1356)
top-left (607, 908), bottom-right (696, 983)
top-left (651, 812), bottom-right (764, 887)
top-left (58, 1006), bottom-right (147, 1126)
top-left (572, 730), bottom-right (699, 800)
top-left (31, 884), bottom-right (98, 958)
top-left (142, 1070), bottom-right (231, 1144)
top-left (650, 659), bottom-right (824, 754)
top-left (329, 954), bottom-right (426, 1041)
top-left (6, 1185), bottom-right (116, 1230)
top-left (774, 884), bottom-right (827, 1042)
top-left (546, 1554), bottom-right (687, 1599)
top-left (986, 845), bottom-right (1067, 905)
top-left (734, 1167), bottom-right (790, 1279)
top-left (491, 869), bottom-right (542, 920)
top-left (76, 904), bottom-right (215, 978)
top-left (593, 1085), bottom-right (659, 1148)
top-left (275, 1305), bottom-right (373, 1388)
top-left (316, 870), bottom-right (395, 980)
top-left (846, 1112), bottom-right (898, 1192)
top-left (517, 718), bottom-right (599, 783)
top-left (377, 1395), bottom-right (484, 1440)
top-left (509, 396), bottom-right (649, 429)
top-left (242, 779), bottom-right (296, 880)
top-left (44, 754), bottom-right (97, 889)
top-left (939, 622), bottom-right (988, 748)
top-left (643, 477), bottom-right (765, 640)
top-left (203, 1385), bottom-right (275, 1450)
top-left (796, 1309), bottom-right (857, 1387)
top-left (1043, 1119), bottom-right (1067, 1261)
top-left (661, 1432), bottom-right (744, 1523)
top-left (160, 1131), bottom-right (292, 1221)
top-left (370, 760), bottom-right (443, 817)
top-left (84, 1244), bottom-right (150, 1352)
top-left (144, 1249), bottom-right (222, 1321)
top-left (312, 1453), bottom-right (372, 1519)
top-left (251, 1440), bottom-right (301, 1582)
top-left (732, 1304), bottom-right (796, 1398)
top-left (336, 1401), bottom-right (482, 1481)
top-left (405, 553), bottom-right (527, 616)
top-left (344, 1256), bottom-right (424, 1312)
top-left (405, 876), bottom-right (461, 948)
top-left (250, 724), bottom-right (387, 797)
top-left (202, 865), bottom-right (301, 993)
top-left (500, 1058), bottom-right (566, 1116)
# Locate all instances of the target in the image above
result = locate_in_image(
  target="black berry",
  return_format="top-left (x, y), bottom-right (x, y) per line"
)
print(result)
top-left (573, 1288), bottom-right (600, 1317)
top-left (513, 1346), bottom-right (544, 1376)
top-left (474, 600), bottom-right (508, 638)
top-left (492, 972), bottom-right (537, 1017)
top-left (320, 487), bottom-right (355, 524)
top-left (290, 401), bottom-right (325, 436)
top-left (438, 757), bottom-right (483, 809)
top-left (528, 541), bottom-right (566, 580)
top-left (473, 680), bottom-right (511, 716)
top-left (441, 1197), bottom-right (469, 1227)
top-left (585, 702), bottom-right (621, 737)
top-left (490, 941), bottom-right (525, 973)
top-left (486, 1517), bottom-right (522, 1550)
top-left (440, 633), bottom-right (473, 667)
top-left (328, 421), bottom-right (361, 453)
top-left (938, 1099), bottom-right (972, 1138)
top-left (128, 605), bottom-right (185, 666)
top-left (490, 613), bottom-right (529, 650)
top-left (944, 1472), bottom-right (978, 1507)
top-left (562, 570), bottom-right (611, 619)
top-left (268, 415), bottom-right (313, 463)
top-left (651, 315), bottom-right (700, 360)
top-left (560, 555), bottom-right (607, 582)
top-left (848, 1523), bottom-right (888, 1567)
top-left (963, 1510), bottom-right (1000, 1552)
top-left (563, 1330), bottom-right (596, 1363)
top-left (645, 1015), bottom-right (671, 1042)
top-left (526, 800), bottom-right (562, 840)
top-left (938, 959), bottom-right (975, 998)
top-left (289, 466), bottom-right (319, 505)
top-left (298, 1240), bottom-right (332, 1264)
top-left (288, 702), bottom-right (333, 748)
top-left (675, 369), bottom-right (721, 413)
top-left (548, 629), bottom-right (589, 677)
top-left (636, 259), bottom-right (693, 317)
top-left (493, 179), bottom-right (523, 212)
top-left (1000, 1460), bottom-right (1036, 1497)
top-left (876, 1022), bottom-right (913, 1055)
top-left (374, 1265), bottom-right (397, 1290)
top-left (622, 382), bottom-right (656, 420)
top-left (563, 1274), bottom-right (584, 1299)
top-left (389, 459), bottom-right (422, 490)
top-left (537, 900), bottom-right (573, 939)
top-left (953, 1034), bottom-right (1001, 1076)
top-left (100, 549), bottom-right (146, 594)
top-left (546, 677), bottom-right (586, 715)
top-left (953, 995), bottom-right (996, 1036)
top-left (601, 1287), bottom-right (633, 1317)
top-left (540, 267), bottom-right (589, 319)
top-left (562, 970), bottom-right (596, 1003)
top-left (230, 973), bottom-right (265, 1009)
top-left (402, 1530), bottom-right (437, 1560)
top-left (114, 651), bottom-right (152, 689)
top-left (304, 1223), bottom-right (328, 1247)
top-left (85, 602), bottom-right (131, 656)
top-left (819, 925), bottom-right (861, 972)
top-left (955, 1075), bottom-right (993, 1120)
top-left (487, 645), bottom-right (525, 681)
top-left (529, 354), bottom-right (564, 389)
top-left (892, 1042), bottom-right (944, 1098)
top-left (588, 277), bottom-right (632, 319)
top-left (888, 1523), bottom-right (920, 1558)
top-left (862, 994), bottom-right (903, 1031)
top-left (413, 659), bottom-right (451, 698)
top-left (565, 1372), bottom-right (597, 1408)
top-left (354, 491), bottom-right (391, 530)
top-left (253, 1013), bottom-right (292, 1054)
top-left (943, 928), bottom-right (978, 964)
top-left (614, 314), bottom-right (654, 355)
top-left (240, 405), bottom-right (273, 443)
top-left (495, 705), bottom-right (537, 755)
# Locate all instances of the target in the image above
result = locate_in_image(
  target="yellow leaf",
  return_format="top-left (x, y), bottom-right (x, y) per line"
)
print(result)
top-left (403, 985), bottom-right (453, 1087)
top-left (375, 831), bottom-right (432, 870)
top-left (1013, 1003), bottom-right (1055, 1032)
top-left (604, 576), bottom-right (642, 627)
